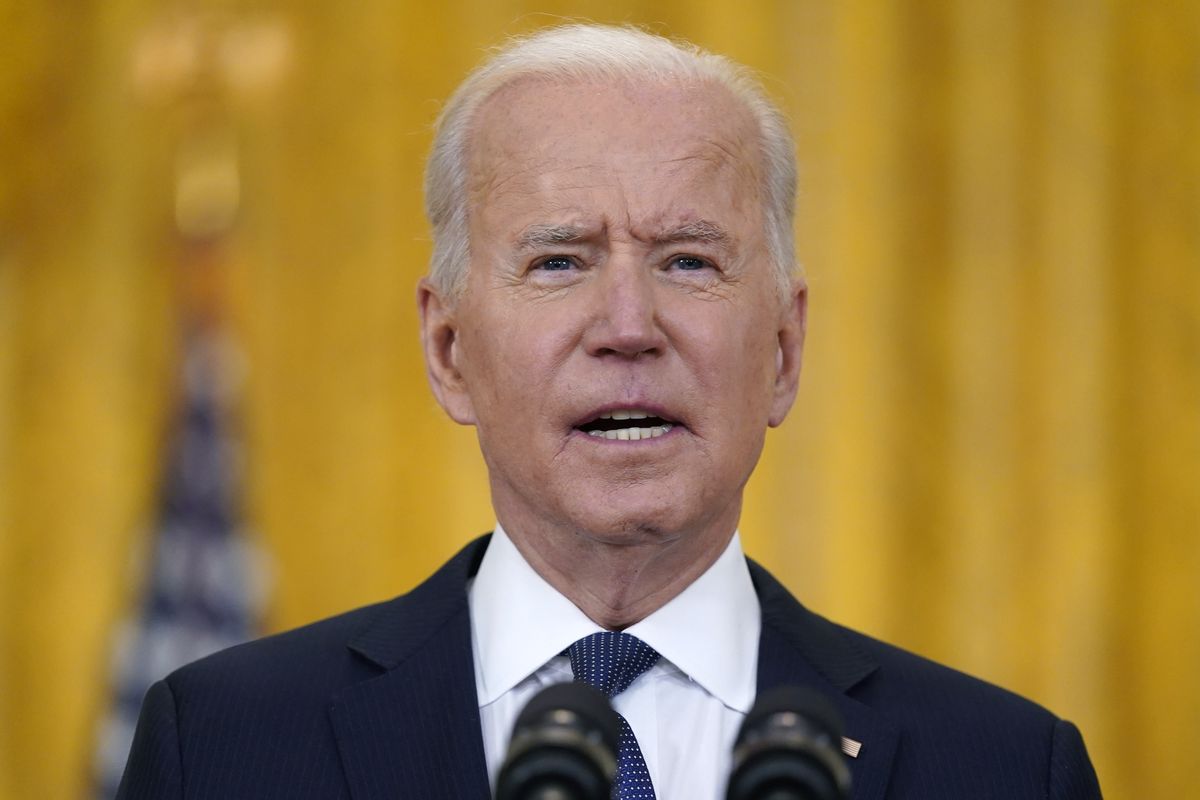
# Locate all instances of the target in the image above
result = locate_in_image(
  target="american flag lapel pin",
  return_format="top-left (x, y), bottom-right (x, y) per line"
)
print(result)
top-left (841, 736), bottom-right (863, 758)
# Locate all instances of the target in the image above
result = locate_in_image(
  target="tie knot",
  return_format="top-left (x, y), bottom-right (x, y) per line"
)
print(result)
top-left (566, 632), bottom-right (660, 698)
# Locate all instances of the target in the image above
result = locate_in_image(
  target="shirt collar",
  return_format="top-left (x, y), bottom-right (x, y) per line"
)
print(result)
top-left (468, 523), bottom-right (760, 714)
top-left (469, 524), bottom-right (600, 707)
top-left (625, 531), bottom-right (760, 713)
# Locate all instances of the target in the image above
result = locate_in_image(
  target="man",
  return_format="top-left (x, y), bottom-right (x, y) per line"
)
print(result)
top-left (118, 24), bottom-right (1101, 799)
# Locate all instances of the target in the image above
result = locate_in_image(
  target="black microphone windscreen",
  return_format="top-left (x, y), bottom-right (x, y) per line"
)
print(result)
top-left (514, 681), bottom-right (621, 755)
top-left (738, 686), bottom-right (845, 745)
top-left (727, 686), bottom-right (851, 800)
top-left (496, 681), bottom-right (621, 800)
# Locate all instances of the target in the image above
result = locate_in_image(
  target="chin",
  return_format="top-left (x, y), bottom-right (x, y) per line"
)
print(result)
top-left (563, 502), bottom-right (696, 547)
top-left (571, 525), bottom-right (681, 549)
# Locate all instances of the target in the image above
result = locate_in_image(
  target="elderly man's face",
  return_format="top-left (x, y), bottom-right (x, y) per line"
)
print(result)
top-left (421, 77), bottom-right (805, 548)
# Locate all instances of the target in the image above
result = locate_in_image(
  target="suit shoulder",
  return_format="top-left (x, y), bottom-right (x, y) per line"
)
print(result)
top-left (815, 618), bottom-right (1101, 796)
top-left (163, 537), bottom-right (487, 704)
top-left (166, 597), bottom-right (394, 700)
top-left (751, 559), bottom-right (1061, 730)
top-left (824, 616), bottom-right (1060, 728)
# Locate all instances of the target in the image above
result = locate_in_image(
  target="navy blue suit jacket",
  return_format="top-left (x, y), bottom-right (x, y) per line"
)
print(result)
top-left (117, 535), bottom-right (1101, 798)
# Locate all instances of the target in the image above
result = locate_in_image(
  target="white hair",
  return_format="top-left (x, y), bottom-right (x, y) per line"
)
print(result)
top-left (424, 23), bottom-right (798, 299)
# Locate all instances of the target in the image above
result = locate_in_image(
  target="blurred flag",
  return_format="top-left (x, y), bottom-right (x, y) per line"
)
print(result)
top-left (92, 16), bottom-right (286, 793)
top-left (92, 326), bottom-right (268, 798)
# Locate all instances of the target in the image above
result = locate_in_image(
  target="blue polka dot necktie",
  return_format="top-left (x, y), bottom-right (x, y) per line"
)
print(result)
top-left (566, 632), bottom-right (660, 799)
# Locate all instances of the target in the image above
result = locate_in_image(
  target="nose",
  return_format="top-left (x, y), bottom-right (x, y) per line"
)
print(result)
top-left (582, 260), bottom-right (666, 359)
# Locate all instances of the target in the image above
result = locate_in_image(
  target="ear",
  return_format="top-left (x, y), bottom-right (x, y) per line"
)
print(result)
top-left (417, 278), bottom-right (477, 425)
top-left (768, 279), bottom-right (807, 427)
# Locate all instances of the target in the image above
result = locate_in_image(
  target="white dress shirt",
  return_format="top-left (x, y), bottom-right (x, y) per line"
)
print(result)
top-left (468, 523), bottom-right (761, 799)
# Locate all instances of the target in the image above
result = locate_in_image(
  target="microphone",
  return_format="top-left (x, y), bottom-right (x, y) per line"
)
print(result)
top-left (725, 686), bottom-right (852, 800)
top-left (495, 682), bottom-right (621, 800)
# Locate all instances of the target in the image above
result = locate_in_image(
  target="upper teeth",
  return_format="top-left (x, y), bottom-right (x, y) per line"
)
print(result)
top-left (599, 410), bottom-right (652, 420)
top-left (589, 410), bottom-right (673, 441)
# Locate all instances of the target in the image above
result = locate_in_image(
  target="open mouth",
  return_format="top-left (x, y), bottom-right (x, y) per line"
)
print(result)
top-left (576, 409), bottom-right (676, 441)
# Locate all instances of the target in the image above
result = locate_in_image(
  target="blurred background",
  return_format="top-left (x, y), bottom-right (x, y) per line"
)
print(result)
top-left (1, 1), bottom-right (1196, 797)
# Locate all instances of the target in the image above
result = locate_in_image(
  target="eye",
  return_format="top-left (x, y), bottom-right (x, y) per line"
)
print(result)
top-left (669, 255), bottom-right (710, 271)
top-left (535, 256), bottom-right (576, 271)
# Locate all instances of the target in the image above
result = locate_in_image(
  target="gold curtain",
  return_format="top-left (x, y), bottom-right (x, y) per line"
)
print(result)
top-left (1, 1), bottom-right (1196, 797)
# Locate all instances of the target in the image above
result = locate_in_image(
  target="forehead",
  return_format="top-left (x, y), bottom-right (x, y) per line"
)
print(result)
top-left (465, 76), bottom-right (763, 235)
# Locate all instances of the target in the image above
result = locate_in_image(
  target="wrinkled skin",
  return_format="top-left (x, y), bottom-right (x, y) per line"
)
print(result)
top-left (419, 77), bottom-right (806, 627)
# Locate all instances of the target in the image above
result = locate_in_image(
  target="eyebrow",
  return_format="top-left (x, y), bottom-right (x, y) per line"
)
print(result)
top-left (514, 224), bottom-right (589, 252)
top-left (650, 219), bottom-right (731, 248)
top-left (514, 219), bottom-right (732, 252)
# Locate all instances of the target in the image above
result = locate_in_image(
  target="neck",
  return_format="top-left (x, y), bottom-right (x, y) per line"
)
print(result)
top-left (496, 506), bottom-right (740, 630)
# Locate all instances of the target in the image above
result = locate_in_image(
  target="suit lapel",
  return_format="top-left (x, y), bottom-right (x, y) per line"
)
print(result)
top-left (330, 538), bottom-right (493, 800)
top-left (325, 539), bottom-right (897, 799)
top-left (751, 560), bottom-right (899, 800)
